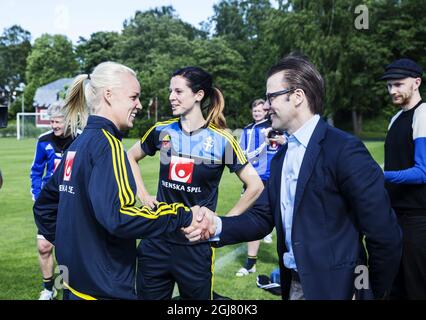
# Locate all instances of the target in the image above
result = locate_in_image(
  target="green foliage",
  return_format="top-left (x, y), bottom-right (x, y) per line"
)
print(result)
top-left (0, 25), bottom-right (32, 120)
top-left (76, 32), bottom-right (121, 73)
top-left (0, 1), bottom-right (420, 133)
top-left (25, 34), bottom-right (79, 109)
top-left (126, 117), bottom-right (157, 139)
top-left (192, 37), bottom-right (249, 123)
top-left (266, 0), bottom-right (426, 133)
top-left (0, 124), bottom-right (17, 137)
top-left (0, 25), bottom-right (32, 91)
top-left (101, 7), bottom-right (250, 127)
top-left (118, 7), bottom-right (204, 68)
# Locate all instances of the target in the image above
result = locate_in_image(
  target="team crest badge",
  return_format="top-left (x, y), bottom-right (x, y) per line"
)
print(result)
top-left (203, 136), bottom-right (214, 152)
top-left (162, 134), bottom-right (171, 149)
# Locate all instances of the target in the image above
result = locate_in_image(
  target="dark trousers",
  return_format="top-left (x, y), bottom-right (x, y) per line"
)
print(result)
top-left (391, 213), bottom-right (426, 300)
top-left (136, 240), bottom-right (214, 300)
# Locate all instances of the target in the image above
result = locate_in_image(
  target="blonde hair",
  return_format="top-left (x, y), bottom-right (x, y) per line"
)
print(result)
top-left (63, 62), bottom-right (137, 137)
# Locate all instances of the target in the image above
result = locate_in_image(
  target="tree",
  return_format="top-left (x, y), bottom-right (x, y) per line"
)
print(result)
top-left (261, 0), bottom-right (426, 135)
top-left (0, 25), bottom-right (32, 93)
top-left (192, 37), bottom-right (249, 128)
top-left (211, 0), bottom-right (277, 125)
top-left (25, 34), bottom-right (78, 109)
top-left (76, 32), bottom-right (120, 73)
top-left (212, 0), bottom-right (273, 56)
top-left (116, 6), bottom-right (207, 124)
top-left (118, 6), bottom-right (206, 69)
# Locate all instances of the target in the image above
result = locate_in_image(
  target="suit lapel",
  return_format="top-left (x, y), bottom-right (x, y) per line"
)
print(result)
top-left (293, 119), bottom-right (327, 216)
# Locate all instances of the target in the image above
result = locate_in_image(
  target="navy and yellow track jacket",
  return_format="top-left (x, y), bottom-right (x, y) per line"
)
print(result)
top-left (33, 115), bottom-right (193, 300)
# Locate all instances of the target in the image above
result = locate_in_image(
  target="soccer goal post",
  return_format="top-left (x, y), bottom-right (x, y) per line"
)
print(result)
top-left (16, 112), bottom-right (49, 140)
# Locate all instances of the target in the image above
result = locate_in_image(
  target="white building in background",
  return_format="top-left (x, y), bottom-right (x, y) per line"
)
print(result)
top-left (33, 78), bottom-right (72, 127)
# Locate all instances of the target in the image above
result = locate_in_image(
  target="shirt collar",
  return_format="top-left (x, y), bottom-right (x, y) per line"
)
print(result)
top-left (290, 114), bottom-right (320, 148)
top-left (85, 115), bottom-right (124, 140)
top-left (178, 118), bottom-right (209, 136)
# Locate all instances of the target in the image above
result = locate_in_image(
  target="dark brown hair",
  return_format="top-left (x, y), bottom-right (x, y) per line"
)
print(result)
top-left (267, 53), bottom-right (325, 115)
top-left (173, 67), bottom-right (227, 129)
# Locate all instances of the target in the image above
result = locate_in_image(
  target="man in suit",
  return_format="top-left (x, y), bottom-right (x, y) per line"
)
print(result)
top-left (184, 54), bottom-right (402, 300)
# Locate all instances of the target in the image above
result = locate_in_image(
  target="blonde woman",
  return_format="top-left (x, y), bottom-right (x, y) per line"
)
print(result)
top-left (34, 62), bottom-right (208, 300)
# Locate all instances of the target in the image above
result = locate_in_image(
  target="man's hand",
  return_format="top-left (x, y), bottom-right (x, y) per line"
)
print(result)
top-left (183, 206), bottom-right (217, 242)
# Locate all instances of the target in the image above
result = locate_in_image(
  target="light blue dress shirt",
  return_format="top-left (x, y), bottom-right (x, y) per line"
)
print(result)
top-left (213, 115), bottom-right (320, 252)
top-left (281, 115), bottom-right (320, 270)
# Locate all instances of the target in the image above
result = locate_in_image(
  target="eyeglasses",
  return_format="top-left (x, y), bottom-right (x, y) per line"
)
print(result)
top-left (266, 88), bottom-right (295, 105)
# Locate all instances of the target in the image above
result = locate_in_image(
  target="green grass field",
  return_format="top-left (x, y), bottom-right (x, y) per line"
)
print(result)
top-left (0, 137), bottom-right (384, 300)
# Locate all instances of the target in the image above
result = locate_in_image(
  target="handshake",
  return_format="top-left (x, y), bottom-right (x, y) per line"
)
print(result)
top-left (182, 206), bottom-right (218, 242)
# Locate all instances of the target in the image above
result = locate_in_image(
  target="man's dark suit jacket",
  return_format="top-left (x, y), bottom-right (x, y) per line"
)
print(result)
top-left (218, 118), bottom-right (402, 300)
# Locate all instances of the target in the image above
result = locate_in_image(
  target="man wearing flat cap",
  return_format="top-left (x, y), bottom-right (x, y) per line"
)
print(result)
top-left (381, 58), bottom-right (426, 299)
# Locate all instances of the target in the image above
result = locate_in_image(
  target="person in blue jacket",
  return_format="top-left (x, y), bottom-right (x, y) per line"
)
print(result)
top-left (235, 99), bottom-right (284, 277)
top-left (30, 102), bottom-right (77, 300)
top-left (33, 62), bottom-right (209, 300)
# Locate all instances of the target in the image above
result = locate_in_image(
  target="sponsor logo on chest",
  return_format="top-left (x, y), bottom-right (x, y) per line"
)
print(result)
top-left (63, 151), bottom-right (76, 182)
top-left (169, 155), bottom-right (195, 184)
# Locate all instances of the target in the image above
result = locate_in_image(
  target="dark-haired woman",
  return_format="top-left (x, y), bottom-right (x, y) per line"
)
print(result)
top-left (128, 66), bottom-right (264, 300)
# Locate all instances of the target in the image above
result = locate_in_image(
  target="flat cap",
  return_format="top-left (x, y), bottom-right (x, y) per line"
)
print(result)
top-left (380, 58), bottom-right (423, 80)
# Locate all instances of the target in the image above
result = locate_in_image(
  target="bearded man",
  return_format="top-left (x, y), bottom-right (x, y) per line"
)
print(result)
top-left (381, 58), bottom-right (426, 299)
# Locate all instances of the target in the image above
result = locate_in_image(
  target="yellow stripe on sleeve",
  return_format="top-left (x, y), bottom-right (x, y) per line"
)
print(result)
top-left (101, 130), bottom-right (190, 219)
top-left (102, 130), bottom-right (125, 207)
top-left (208, 124), bottom-right (247, 165)
top-left (210, 247), bottom-right (215, 300)
top-left (104, 130), bottom-right (134, 205)
top-left (140, 118), bottom-right (180, 144)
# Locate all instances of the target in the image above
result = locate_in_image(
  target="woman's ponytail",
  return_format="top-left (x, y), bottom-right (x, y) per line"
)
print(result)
top-left (63, 74), bottom-right (89, 138)
top-left (63, 62), bottom-right (137, 137)
top-left (206, 87), bottom-right (227, 129)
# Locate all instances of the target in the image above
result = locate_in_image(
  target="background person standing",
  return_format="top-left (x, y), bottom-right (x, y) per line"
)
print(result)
top-left (30, 103), bottom-right (77, 300)
top-left (380, 58), bottom-right (426, 299)
top-left (235, 99), bottom-right (283, 277)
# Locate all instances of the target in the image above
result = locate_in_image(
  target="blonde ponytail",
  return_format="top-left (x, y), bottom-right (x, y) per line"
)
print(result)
top-left (64, 74), bottom-right (89, 138)
top-left (63, 62), bottom-right (137, 137)
top-left (206, 87), bottom-right (227, 129)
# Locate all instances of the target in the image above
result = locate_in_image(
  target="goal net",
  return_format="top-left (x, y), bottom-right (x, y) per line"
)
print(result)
top-left (16, 112), bottom-right (50, 140)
